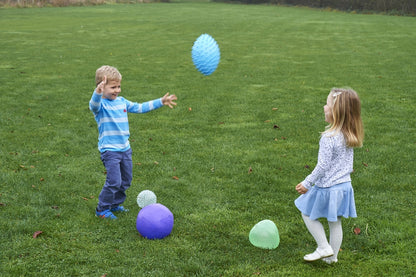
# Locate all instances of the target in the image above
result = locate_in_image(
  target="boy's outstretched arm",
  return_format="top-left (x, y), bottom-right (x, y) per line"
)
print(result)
top-left (162, 93), bottom-right (177, 109)
top-left (90, 76), bottom-right (107, 113)
top-left (95, 76), bottom-right (107, 94)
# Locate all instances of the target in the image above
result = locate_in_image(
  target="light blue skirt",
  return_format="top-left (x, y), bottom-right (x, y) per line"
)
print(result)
top-left (294, 182), bottom-right (357, 222)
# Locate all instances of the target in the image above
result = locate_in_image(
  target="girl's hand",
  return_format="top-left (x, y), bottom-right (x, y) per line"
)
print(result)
top-left (162, 92), bottom-right (177, 108)
top-left (296, 183), bottom-right (308, 194)
top-left (96, 76), bottom-right (107, 94)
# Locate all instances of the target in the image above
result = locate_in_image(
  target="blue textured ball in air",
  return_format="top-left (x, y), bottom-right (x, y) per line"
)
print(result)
top-left (192, 34), bottom-right (220, 76)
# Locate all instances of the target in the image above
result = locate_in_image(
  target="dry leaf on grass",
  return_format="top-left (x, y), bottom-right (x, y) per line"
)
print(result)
top-left (33, 231), bottom-right (43, 238)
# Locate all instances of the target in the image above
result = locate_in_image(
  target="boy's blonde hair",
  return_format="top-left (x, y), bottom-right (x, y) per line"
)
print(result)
top-left (324, 88), bottom-right (364, 148)
top-left (95, 65), bottom-right (122, 86)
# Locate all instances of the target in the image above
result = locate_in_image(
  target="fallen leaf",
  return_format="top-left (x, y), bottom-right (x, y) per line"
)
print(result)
top-left (172, 176), bottom-right (179, 180)
top-left (304, 165), bottom-right (310, 169)
top-left (33, 231), bottom-right (43, 238)
top-left (40, 178), bottom-right (45, 181)
top-left (154, 161), bottom-right (159, 165)
top-left (248, 166), bottom-right (253, 174)
top-left (0, 203), bottom-right (5, 206)
top-left (264, 120), bottom-right (271, 123)
top-left (82, 197), bottom-right (89, 201)
top-left (362, 162), bottom-right (368, 167)
top-left (273, 125), bottom-right (280, 129)
top-left (354, 227), bottom-right (361, 235)
top-left (272, 107), bottom-right (278, 111)
top-left (51, 206), bottom-right (59, 210)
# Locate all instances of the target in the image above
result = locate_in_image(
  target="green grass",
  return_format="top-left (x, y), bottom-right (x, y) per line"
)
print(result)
top-left (1, 2), bottom-right (415, 276)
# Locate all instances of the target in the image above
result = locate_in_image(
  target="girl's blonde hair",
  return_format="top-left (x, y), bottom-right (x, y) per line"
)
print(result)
top-left (324, 88), bottom-right (364, 148)
top-left (95, 65), bottom-right (122, 86)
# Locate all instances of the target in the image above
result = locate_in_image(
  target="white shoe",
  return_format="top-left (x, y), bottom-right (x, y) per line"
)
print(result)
top-left (303, 247), bottom-right (334, 261)
top-left (322, 257), bottom-right (338, 264)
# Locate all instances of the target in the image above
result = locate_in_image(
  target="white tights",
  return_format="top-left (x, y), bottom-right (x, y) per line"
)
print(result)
top-left (302, 214), bottom-right (343, 261)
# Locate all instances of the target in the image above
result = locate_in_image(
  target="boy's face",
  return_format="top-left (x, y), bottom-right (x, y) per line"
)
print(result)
top-left (102, 80), bottom-right (121, 100)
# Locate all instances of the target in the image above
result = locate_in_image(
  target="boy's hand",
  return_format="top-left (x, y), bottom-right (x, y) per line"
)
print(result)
top-left (96, 76), bottom-right (107, 94)
top-left (162, 93), bottom-right (177, 109)
top-left (296, 183), bottom-right (308, 194)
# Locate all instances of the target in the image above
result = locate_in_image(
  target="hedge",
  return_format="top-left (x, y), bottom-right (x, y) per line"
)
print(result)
top-left (216, 0), bottom-right (416, 15)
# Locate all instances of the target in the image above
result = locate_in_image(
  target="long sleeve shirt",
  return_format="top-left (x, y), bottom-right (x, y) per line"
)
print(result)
top-left (301, 132), bottom-right (354, 190)
top-left (89, 91), bottom-right (163, 153)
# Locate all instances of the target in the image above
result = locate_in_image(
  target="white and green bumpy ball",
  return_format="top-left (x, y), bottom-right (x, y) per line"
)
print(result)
top-left (137, 190), bottom-right (157, 208)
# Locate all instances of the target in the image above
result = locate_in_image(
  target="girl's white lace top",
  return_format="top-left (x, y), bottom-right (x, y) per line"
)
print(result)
top-left (302, 131), bottom-right (354, 190)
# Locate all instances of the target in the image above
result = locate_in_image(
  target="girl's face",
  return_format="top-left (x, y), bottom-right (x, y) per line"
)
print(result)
top-left (324, 93), bottom-right (333, 123)
top-left (102, 80), bottom-right (121, 100)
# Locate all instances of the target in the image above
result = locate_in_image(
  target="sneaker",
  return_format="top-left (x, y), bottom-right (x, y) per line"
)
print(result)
top-left (96, 209), bottom-right (117, 219)
top-left (110, 206), bottom-right (129, 213)
top-left (304, 247), bottom-right (334, 262)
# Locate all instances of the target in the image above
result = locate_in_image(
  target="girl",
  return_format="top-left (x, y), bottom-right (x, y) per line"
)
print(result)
top-left (294, 88), bottom-right (364, 264)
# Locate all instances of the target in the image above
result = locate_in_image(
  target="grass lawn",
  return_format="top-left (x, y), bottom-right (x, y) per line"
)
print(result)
top-left (0, 2), bottom-right (415, 276)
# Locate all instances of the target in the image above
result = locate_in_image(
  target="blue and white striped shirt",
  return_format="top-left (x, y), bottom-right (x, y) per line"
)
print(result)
top-left (89, 91), bottom-right (163, 153)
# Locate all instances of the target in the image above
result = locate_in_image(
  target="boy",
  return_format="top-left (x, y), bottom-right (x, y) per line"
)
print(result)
top-left (89, 65), bottom-right (177, 219)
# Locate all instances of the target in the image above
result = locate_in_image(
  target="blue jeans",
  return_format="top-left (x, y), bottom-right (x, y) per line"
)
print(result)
top-left (97, 148), bottom-right (133, 211)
